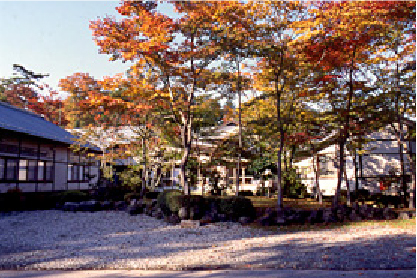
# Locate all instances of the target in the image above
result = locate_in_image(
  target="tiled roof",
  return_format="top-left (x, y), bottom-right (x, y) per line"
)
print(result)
top-left (0, 101), bottom-right (76, 145)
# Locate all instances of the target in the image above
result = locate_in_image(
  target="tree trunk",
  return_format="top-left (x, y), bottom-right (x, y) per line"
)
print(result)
top-left (353, 149), bottom-right (359, 203)
top-left (275, 51), bottom-right (285, 210)
top-left (408, 136), bottom-right (416, 208)
top-left (179, 34), bottom-right (196, 196)
top-left (314, 154), bottom-right (322, 204)
top-left (141, 137), bottom-right (147, 198)
top-left (333, 57), bottom-right (355, 208)
top-left (344, 162), bottom-right (350, 206)
top-left (236, 54), bottom-right (242, 196)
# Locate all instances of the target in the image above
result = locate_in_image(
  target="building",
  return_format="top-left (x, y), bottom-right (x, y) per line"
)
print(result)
top-left (295, 123), bottom-right (416, 196)
top-left (0, 102), bottom-right (100, 193)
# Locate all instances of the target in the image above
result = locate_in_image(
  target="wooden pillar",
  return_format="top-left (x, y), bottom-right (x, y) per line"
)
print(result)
top-left (242, 167), bottom-right (246, 187)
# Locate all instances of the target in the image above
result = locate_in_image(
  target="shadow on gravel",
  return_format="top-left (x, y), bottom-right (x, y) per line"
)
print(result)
top-left (0, 211), bottom-right (415, 271)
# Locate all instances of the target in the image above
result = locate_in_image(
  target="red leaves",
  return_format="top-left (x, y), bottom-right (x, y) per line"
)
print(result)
top-left (314, 75), bottom-right (341, 83)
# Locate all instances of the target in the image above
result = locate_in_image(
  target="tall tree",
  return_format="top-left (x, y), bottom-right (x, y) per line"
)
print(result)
top-left (90, 1), bottom-right (232, 194)
top-left (290, 1), bottom-right (408, 207)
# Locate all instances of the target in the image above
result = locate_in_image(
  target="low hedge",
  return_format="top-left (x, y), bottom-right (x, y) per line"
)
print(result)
top-left (54, 190), bottom-right (90, 204)
top-left (124, 192), bottom-right (142, 203)
top-left (157, 189), bottom-right (183, 214)
top-left (145, 191), bottom-right (160, 200)
top-left (217, 196), bottom-right (256, 221)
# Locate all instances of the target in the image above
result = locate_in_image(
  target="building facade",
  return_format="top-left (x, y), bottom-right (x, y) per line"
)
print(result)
top-left (0, 102), bottom-right (100, 193)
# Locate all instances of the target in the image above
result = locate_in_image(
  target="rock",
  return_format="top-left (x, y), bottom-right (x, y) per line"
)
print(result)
top-left (178, 207), bottom-right (189, 220)
top-left (349, 211), bottom-right (362, 222)
top-left (238, 216), bottom-right (252, 225)
top-left (258, 215), bottom-right (273, 226)
top-left (62, 202), bottom-right (80, 212)
top-left (154, 210), bottom-right (164, 220)
top-left (127, 205), bottom-right (141, 215)
top-left (217, 213), bottom-right (227, 222)
top-left (165, 214), bottom-right (180, 225)
top-left (306, 210), bottom-right (317, 223)
top-left (322, 208), bottom-right (335, 223)
top-left (100, 201), bottom-right (113, 210)
top-left (398, 211), bottom-right (410, 220)
top-left (189, 207), bottom-right (201, 220)
top-left (114, 201), bottom-right (127, 211)
top-left (145, 204), bottom-right (154, 216)
top-left (180, 220), bottom-right (200, 228)
top-left (200, 215), bottom-right (214, 225)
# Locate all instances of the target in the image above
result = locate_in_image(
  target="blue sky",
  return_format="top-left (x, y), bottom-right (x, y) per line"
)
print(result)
top-left (0, 1), bottom-right (177, 96)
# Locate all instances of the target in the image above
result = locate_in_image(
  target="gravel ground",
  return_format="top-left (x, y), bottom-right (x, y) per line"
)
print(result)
top-left (0, 210), bottom-right (415, 271)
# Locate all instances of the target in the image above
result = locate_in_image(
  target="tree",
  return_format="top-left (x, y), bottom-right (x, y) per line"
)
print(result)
top-left (89, 1), bottom-right (249, 195)
top-left (1, 64), bottom-right (67, 126)
top-left (290, 1), bottom-right (411, 207)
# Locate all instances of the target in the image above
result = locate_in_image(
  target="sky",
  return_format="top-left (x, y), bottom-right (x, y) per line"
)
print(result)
top-left (0, 1), bottom-right (177, 96)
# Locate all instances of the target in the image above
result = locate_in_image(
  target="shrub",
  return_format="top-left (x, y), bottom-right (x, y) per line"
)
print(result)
top-left (238, 190), bottom-right (254, 196)
top-left (370, 193), bottom-right (402, 208)
top-left (124, 192), bottom-right (142, 203)
top-left (1, 189), bottom-right (24, 211)
top-left (92, 185), bottom-right (131, 201)
top-left (282, 168), bottom-right (308, 199)
top-left (55, 190), bottom-right (89, 204)
top-left (145, 191), bottom-right (160, 200)
top-left (218, 196), bottom-right (256, 221)
top-left (157, 189), bottom-right (183, 214)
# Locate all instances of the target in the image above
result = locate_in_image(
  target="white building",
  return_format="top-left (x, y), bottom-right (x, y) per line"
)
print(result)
top-left (295, 123), bottom-right (416, 196)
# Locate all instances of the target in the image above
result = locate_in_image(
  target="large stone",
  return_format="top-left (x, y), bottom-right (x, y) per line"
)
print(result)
top-left (114, 201), bottom-right (127, 211)
top-left (238, 216), bottom-right (252, 225)
top-left (154, 209), bottom-right (164, 220)
top-left (100, 201), bottom-right (113, 210)
top-left (180, 219), bottom-right (200, 228)
top-left (127, 205), bottom-right (143, 215)
top-left (164, 214), bottom-right (180, 225)
top-left (398, 211), bottom-right (410, 220)
top-left (189, 207), bottom-right (201, 220)
top-left (217, 213), bottom-right (227, 222)
top-left (178, 207), bottom-right (189, 220)
top-left (322, 208), bottom-right (336, 223)
top-left (200, 215), bottom-right (214, 225)
top-left (62, 202), bottom-right (79, 212)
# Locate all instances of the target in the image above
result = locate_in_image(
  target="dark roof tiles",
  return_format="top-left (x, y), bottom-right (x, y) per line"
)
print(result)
top-left (0, 101), bottom-right (75, 144)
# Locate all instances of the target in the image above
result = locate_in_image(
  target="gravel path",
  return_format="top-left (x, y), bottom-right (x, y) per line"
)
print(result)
top-left (0, 210), bottom-right (415, 271)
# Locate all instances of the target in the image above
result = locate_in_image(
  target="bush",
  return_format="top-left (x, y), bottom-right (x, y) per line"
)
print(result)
top-left (55, 190), bottom-right (89, 204)
top-left (124, 192), bottom-right (142, 203)
top-left (238, 190), bottom-right (254, 196)
top-left (92, 185), bottom-right (131, 201)
top-left (145, 191), bottom-right (160, 200)
top-left (175, 195), bottom-right (206, 219)
top-left (370, 193), bottom-right (402, 208)
top-left (157, 189), bottom-right (183, 214)
top-left (218, 196), bottom-right (256, 221)
top-left (282, 168), bottom-right (307, 199)
top-left (0, 189), bottom-right (24, 211)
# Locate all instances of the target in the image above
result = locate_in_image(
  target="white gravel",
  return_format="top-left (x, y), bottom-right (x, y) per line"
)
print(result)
top-left (0, 210), bottom-right (415, 270)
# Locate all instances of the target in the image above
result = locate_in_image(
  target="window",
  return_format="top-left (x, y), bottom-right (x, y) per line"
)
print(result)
top-left (45, 162), bottom-right (53, 181)
top-left (28, 160), bottom-right (37, 181)
top-left (319, 155), bottom-right (336, 176)
top-left (0, 158), bottom-right (53, 182)
top-left (0, 158), bottom-right (4, 180)
top-left (6, 159), bottom-right (18, 180)
top-left (38, 161), bottom-right (45, 181)
top-left (19, 160), bottom-right (28, 181)
top-left (68, 164), bottom-right (89, 181)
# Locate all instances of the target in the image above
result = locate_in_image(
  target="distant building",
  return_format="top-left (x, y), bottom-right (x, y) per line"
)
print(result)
top-left (0, 102), bottom-right (100, 193)
top-left (295, 123), bottom-right (416, 196)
